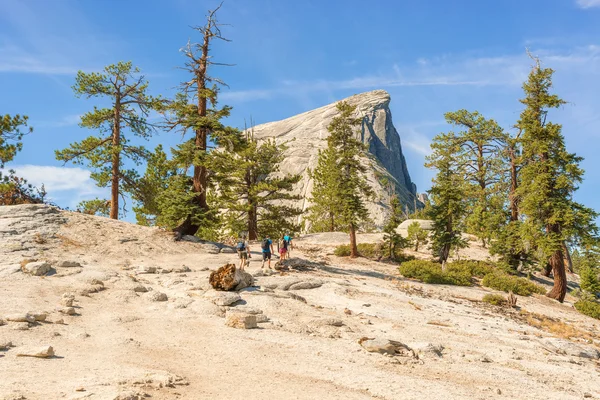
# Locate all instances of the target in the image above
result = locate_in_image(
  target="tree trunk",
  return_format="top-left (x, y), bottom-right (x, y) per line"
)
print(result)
top-left (414, 241), bottom-right (419, 252)
top-left (563, 242), bottom-right (573, 273)
top-left (179, 22), bottom-right (211, 237)
top-left (349, 223), bottom-right (358, 258)
top-left (439, 244), bottom-right (450, 266)
top-left (110, 100), bottom-right (121, 220)
top-left (330, 212), bottom-right (334, 232)
top-left (546, 224), bottom-right (567, 302)
top-left (546, 249), bottom-right (567, 302)
top-left (248, 204), bottom-right (258, 241)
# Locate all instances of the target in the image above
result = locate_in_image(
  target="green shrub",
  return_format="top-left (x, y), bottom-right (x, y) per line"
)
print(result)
top-left (481, 272), bottom-right (546, 296)
top-left (482, 294), bottom-right (506, 306)
top-left (574, 300), bottom-right (600, 320)
top-left (398, 260), bottom-right (472, 286)
top-left (446, 260), bottom-right (496, 278)
top-left (334, 245), bottom-right (351, 257)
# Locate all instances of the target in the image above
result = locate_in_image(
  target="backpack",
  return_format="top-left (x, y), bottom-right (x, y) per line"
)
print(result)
top-left (261, 238), bottom-right (270, 251)
top-left (282, 239), bottom-right (288, 250)
top-left (236, 241), bottom-right (246, 251)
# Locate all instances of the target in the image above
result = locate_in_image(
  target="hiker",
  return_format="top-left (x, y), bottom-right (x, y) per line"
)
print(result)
top-left (236, 235), bottom-right (251, 271)
top-left (261, 235), bottom-right (275, 271)
top-left (283, 232), bottom-right (293, 257)
top-left (279, 234), bottom-right (289, 260)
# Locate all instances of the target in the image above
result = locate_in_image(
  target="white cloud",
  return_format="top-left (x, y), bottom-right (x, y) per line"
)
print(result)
top-left (576, 0), bottom-right (600, 8)
top-left (3, 165), bottom-right (107, 208)
top-left (36, 114), bottom-right (82, 128)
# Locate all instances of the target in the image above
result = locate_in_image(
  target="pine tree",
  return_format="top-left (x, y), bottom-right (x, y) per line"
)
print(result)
top-left (55, 61), bottom-right (162, 219)
top-left (426, 133), bottom-right (468, 265)
top-left (163, 4), bottom-right (235, 238)
top-left (306, 146), bottom-right (344, 232)
top-left (383, 197), bottom-right (406, 259)
top-left (0, 114), bottom-right (45, 205)
top-left (407, 221), bottom-right (428, 252)
top-left (1, 114), bottom-right (31, 167)
top-left (443, 110), bottom-right (508, 247)
top-left (213, 133), bottom-right (302, 240)
top-left (517, 58), bottom-right (598, 302)
top-left (77, 199), bottom-right (110, 217)
top-left (325, 101), bottom-right (373, 257)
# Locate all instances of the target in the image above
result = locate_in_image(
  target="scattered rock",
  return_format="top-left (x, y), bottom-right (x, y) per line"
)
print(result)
top-left (541, 338), bottom-right (600, 360)
top-left (55, 260), bottom-right (81, 268)
top-left (5, 313), bottom-right (35, 323)
top-left (172, 265), bottom-right (191, 273)
top-left (61, 297), bottom-right (74, 307)
top-left (220, 247), bottom-right (236, 254)
top-left (288, 280), bottom-right (323, 290)
top-left (181, 235), bottom-right (201, 243)
top-left (228, 306), bottom-right (263, 315)
top-left (225, 312), bottom-right (257, 329)
top-left (344, 308), bottom-right (352, 315)
top-left (29, 312), bottom-right (48, 322)
top-left (311, 318), bottom-right (344, 327)
top-left (479, 355), bottom-right (493, 363)
top-left (12, 323), bottom-right (29, 331)
top-left (56, 306), bottom-right (76, 315)
top-left (113, 390), bottom-right (149, 400)
top-left (22, 261), bottom-right (52, 276)
top-left (358, 337), bottom-right (416, 357)
top-left (255, 314), bottom-right (269, 323)
top-left (209, 263), bottom-right (254, 291)
top-left (148, 292), bottom-right (168, 302)
top-left (0, 340), bottom-right (13, 350)
top-left (16, 345), bottom-right (54, 358)
top-left (199, 243), bottom-right (220, 254)
top-left (288, 293), bottom-right (307, 303)
top-left (132, 285), bottom-right (148, 293)
top-left (205, 291), bottom-right (241, 306)
top-left (409, 342), bottom-right (444, 357)
top-left (136, 266), bottom-right (157, 274)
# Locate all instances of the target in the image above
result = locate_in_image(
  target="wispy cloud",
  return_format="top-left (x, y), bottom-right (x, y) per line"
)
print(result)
top-left (4, 165), bottom-right (106, 207)
top-left (221, 44), bottom-right (600, 103)
top-left (36, 114), bottom-right (82, 128)
top-left (576, 0), bottom-right (600, 9)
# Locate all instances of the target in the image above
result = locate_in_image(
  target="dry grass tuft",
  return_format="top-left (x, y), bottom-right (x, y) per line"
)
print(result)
top-left (56, 234), bottom-right (83, 248)
top-left (517, 310), bottom-right (598, 342)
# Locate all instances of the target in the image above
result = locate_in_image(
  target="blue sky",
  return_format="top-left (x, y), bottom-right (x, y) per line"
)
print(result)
top-left (1, 0), bottom-right (599, 218)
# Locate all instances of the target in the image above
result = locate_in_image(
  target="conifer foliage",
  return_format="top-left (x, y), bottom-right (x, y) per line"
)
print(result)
top-left (516, 58), bottom-right (598, 302)
top-left (213, 132), bottom-right (302, 240)
top-left (55, 61), bottom-right (163, 219)
top-left (308, 101), bottom-right (373, 257)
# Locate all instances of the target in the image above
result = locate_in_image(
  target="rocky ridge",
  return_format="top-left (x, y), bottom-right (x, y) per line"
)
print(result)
top-left (251, 90), bottom-right (419, 229)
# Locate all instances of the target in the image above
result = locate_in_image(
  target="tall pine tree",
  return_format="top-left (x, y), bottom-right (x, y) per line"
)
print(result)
top-left (310, 101), bottom-right (372, 257)
top-left (306, 146), bottom-right (344, 232)
top-left (426, 133), bottom-right (468, 265)
top-left (55, 61), bottom-right (162, 219)
top-left (517, 58), bottom-right (598, 302)
top-left (212, 133), bottom-right (302, 240)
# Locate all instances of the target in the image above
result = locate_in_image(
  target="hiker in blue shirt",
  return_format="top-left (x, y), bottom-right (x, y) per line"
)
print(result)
top-left (283, 233), bottom-right (293, 257)
top-left (260, 235), bottom-right (275, 271)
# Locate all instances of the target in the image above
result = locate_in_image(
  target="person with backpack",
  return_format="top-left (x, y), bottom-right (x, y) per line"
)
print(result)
top-left (261, 235), bottom-right (275, 271)
top-left (236, 235), bottom-right (251, 271)
top-left (279, 234), bottom-right (289, 260)
top-left (283, 233), bottom-right (293, 257)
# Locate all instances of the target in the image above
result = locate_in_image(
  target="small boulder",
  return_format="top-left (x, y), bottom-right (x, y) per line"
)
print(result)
top-left (0, 318), bottom-right (5, 326)
top-left (16, 345), bottom-right (55, 358)
top-left (136, 266), bottom-right (157, 274)
top-left (149, 292), bottom-right (168, 302)
top-left (56, 260), bottom-right (81, 268)
top-left (61, 297), bottom-right (74, 307)
top-left (225, 312), bottom-right (257, 329)
top-left (132, 285), bottom-right (148, 293)
top-left (12, 322), bottom-right (29, 331)
top-left (542, 338), bottom-right (600, 360)
top-left (409, 342), bottom-right (444, 357)
top-left (199, 243), bottom-right (220, 254)
top-left (220, 247), bottom-right (236, 254)
top-left (0, 340), bottom-right (13, 350)
top-left (56, 306), bottom-right (76, 315)
top-left (22, 261), bottom-right (52, 276)
top-left (5, 313), bottom-right (35, 323)
top-left (205, 291), bottom-right (241, 306)
top-left (113, 390), bottom-right (149, 400)
top-left (358, 337), bottom-right (416, 357)
top-left (29, 312), bottom-right (48, 322)
top-left (181, 235), bottom-right (201, 243)
top-left (288, 280), bottom-right (323, 290)
top-left (311, 318), bottom-right (344, 327)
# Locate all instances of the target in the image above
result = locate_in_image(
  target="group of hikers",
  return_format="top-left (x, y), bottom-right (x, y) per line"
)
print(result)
top-left (236, 233), bottom-right (293, 272)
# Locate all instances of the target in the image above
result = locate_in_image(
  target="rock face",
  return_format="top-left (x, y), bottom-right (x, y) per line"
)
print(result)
top-left (396, 219), bottom-right (435, 238)
top-left (251, 90), bottom-right (419, 229)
